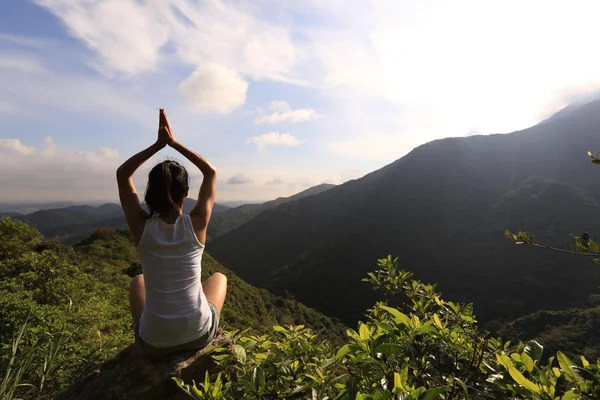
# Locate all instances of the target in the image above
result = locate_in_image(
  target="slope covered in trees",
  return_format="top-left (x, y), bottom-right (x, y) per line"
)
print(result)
top-left (209, 100), bottom-right (600, 327)
top-left (14, 199), bottom-right (229, 245)
top-left (0, 218), bottom-right (343, 398)
top-left (13, 184), bottom-right (332, 245)
top-left (207, 183), bottom-right (335, 241)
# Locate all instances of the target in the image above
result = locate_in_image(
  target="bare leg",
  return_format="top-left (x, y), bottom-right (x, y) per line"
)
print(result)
top-left (202, 272), bottom-right (228, 314)
top-left (129, 274), bottom-right (145, 321)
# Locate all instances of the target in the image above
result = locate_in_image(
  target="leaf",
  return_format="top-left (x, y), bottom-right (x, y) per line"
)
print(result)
top-left (336, 344), bottom-right (351, 360)
top-left (590, 240), bottom-right (599, 253)
top-left (253, 367), bottom-right (266, 394)
top-left (359, 323), bottom-right (370, 340)
top-left (233, 344), bottom-right (246, 364)
top-left (581, 355), bottom-right (590, 367)
top-left (380, 305), bottom-right (411, 326)
top-left (273, 325), bottom-right (287, 333)
top-left (496, 353), bottom-right (514, 369)
top-left (521, 352), bottom-right (534, 372)
top-left (561, 390), bottom-right (579, 400)
top-left (524, 341), bottom-right (544, 363)
top-left (557, 351), bottom-right (579, 380)
top-left (393, 372), bottom-right (402, 391)
top-left (414, 325), bottom-right (438, 335)
top-left (420, 387), bottom-right (447, 400)
top-left (433, 314), bottom-right (443, 329)
top-left (451, 377), bottom-right (469, 398)
top-left (508, 366), bottom-right (540, 393)
top-left (374, 343), bottom-right (403, 356)
top-left (582, 232), bottom-right (591, 243)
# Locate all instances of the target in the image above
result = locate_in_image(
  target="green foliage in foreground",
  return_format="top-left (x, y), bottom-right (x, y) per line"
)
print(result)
top-left (176, 257), bottom-right (600, 399)
top-left (0, 218), bottom-right (344, 399)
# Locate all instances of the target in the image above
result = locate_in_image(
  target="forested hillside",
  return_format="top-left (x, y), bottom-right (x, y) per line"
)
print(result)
top-left (14, 199), bottom-right (229, 245)
top-left (12, 184), bottom-right (332, 245)
top-left (209, 100), bottom-right (600, 327)
top-left (0, 217), bottom-right (344, 398)
top-left (207, 183), bottom-right (335, 241)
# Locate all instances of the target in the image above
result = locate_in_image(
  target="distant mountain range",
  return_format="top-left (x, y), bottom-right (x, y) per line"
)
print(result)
top-left (207, 184), bottom-right (335, 241)
top-left (8, 184), bottom-right (336, 245)
top-left (209, 99), bottom-right (600, 327)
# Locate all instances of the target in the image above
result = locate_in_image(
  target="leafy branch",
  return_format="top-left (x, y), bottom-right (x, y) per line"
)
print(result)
top-left (505, 151), bottom-right (600, 264)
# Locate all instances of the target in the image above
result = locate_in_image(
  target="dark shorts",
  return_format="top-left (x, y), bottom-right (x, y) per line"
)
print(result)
top-left (134, 302), bottom-right (220, 359)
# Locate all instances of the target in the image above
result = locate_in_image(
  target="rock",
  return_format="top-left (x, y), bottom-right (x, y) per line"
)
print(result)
top-left (56, 331), bottom-right (231, 400)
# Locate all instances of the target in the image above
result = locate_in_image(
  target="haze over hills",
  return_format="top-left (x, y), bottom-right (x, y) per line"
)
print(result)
top-left (207, 183), bottom-right (335, 241)
top-left (10, 184), bottom-right (334, 245)
top-left (209, 99), bottom-right (600, 326)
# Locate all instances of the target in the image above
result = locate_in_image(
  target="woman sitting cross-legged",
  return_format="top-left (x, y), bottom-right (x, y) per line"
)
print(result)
top-left (116, 108), bottom-right (227, 358)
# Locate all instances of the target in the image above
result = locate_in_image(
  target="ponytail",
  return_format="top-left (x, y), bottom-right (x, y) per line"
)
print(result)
top-left (145, 160), bottom-right (189, 218)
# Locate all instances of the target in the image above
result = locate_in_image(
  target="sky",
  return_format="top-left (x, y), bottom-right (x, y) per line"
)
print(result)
top-left (2, 0), bottom-right (600, 203)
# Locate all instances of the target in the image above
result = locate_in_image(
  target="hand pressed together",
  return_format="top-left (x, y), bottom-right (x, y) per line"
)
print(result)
top-left (156, 108), bottom-right (177, 148)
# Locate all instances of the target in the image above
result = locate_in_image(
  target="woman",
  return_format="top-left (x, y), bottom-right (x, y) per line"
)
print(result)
top-left (116, 109), bottom-right (227, 358)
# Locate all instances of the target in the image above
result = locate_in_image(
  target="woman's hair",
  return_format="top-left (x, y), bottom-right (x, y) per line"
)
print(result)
top-left (145, 160), bottom-right (189, 217)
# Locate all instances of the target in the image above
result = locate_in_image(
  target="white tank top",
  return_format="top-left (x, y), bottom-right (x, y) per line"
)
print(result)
top-left (135, 214), bottom-right (212, 347)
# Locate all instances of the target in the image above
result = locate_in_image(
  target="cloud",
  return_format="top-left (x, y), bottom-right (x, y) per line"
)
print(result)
top-left (0, 54), bottom-right (149, 120)
top-left (266, 177), bottom-right (285, 185)
top-left (0, 54), bottom-right (45, 73)
top-left (245, 132), bottom-right (300, 152)
top-left (179, 63), bottom-right (248, 113)
top-left (0, 139), bottom-right (35, 155)
top-left (0, 33), bottom-right (48, 48)
top-left (34, 0), bottom-right (168, 75)
top-left (253, 101), bottom-right (321, 124)
top-left (226, 173), bottom-right (253, 185)
top-left (0, 137), bottom-right (121, 202)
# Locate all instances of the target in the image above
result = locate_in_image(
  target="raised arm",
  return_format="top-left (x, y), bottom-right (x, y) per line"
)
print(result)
top-left (161, 110), bottom-right (216, 244)
top-left (171, 141), bottom-right (216, 243)
top-left (116, 111), bottom-right (168, 245)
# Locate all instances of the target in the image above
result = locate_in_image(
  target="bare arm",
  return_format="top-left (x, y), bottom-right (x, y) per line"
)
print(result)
top-left (171, 141), bottom-right (217, 243)
top-left (161, 109), bottom-right (216, 243)
top-left (116, 111), bottom-right (168, 245)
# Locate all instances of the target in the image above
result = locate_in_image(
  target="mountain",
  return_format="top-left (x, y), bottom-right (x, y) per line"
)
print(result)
top-left (207, 184), bottom-right (335, 241)
top-left (0, 211), bottom-right (21, 217)
top-left (17, 200), bottom-right (230, 245)
top-left (0, 201), bottom-right (77, 215)
top-left (209, 99), bottom-right (600, 326)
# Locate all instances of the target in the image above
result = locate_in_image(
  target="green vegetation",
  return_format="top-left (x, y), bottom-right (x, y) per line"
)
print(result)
top-left (0, 218), bottom-right (343, 399)
top-left (174, 256), bottom-right (600, 399)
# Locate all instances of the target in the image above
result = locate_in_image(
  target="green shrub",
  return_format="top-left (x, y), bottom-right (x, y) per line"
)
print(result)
top-left (175, 256), bottom-right (600, 399)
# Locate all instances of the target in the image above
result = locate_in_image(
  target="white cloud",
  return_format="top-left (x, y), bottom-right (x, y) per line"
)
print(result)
top-left (266, 177), bottom-right (286, 185)
top-left (0, 55), bottom-right (44, 73)
top-left (179, 63), bottom-right (248, 113)
top-left (0, 137), bottom-right (121, 202)
top-left (245, 132), bottom-right (300, 152)
top-left (226, 173), bottom-right (253, 185)
top-left (253, 101), bottom-right (321, 124)
top-left (0, 139), bottom-right (35, 155)
top-left (34, 0), bottom-right (168, 75)
top-left (0, 55), bottom-right (149, 120)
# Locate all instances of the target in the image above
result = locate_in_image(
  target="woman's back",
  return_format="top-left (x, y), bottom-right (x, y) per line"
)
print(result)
top-left (135, 214), bottom-right (212, 347)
